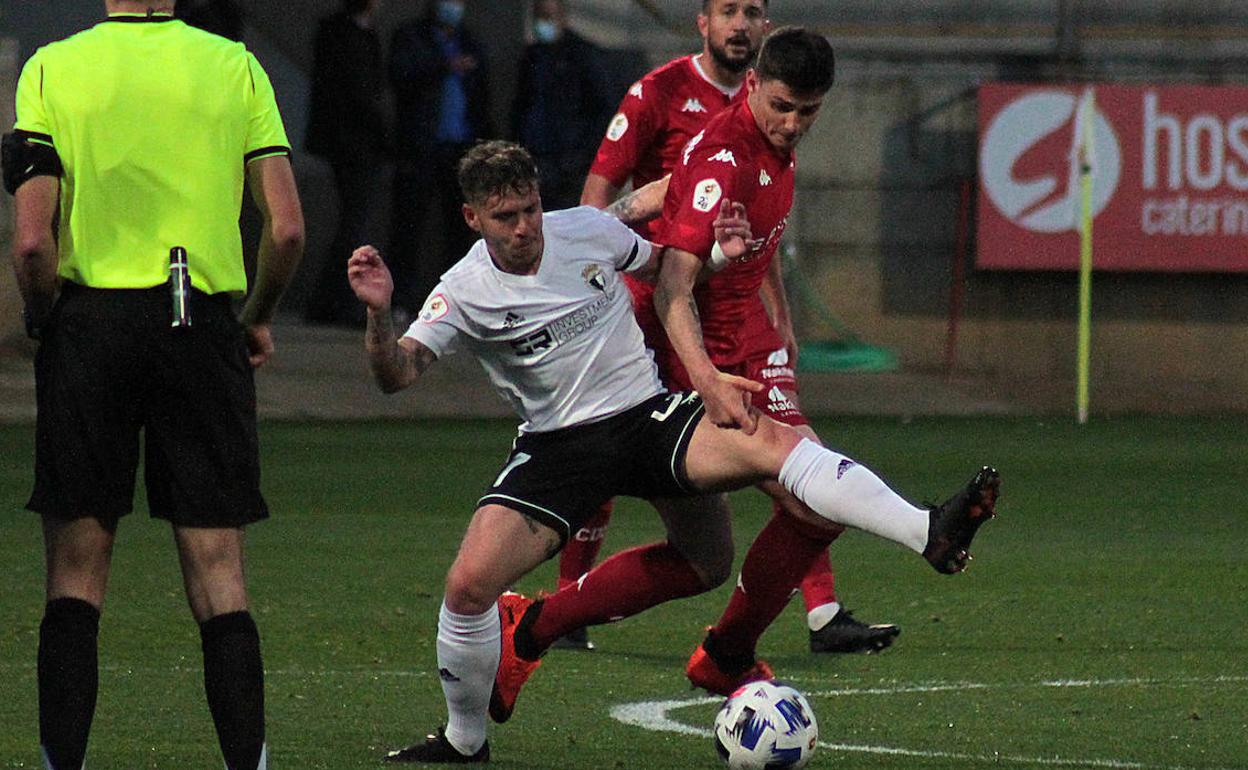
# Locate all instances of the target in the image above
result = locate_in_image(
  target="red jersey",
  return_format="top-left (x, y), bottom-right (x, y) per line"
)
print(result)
top-left (589, 55), bottom-right (743, 240)
top-left (646, 97), bottom-right (796, 366)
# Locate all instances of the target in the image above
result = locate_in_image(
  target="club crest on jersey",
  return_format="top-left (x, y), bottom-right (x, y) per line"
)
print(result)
top-left (628, 81), bottom-right (644, 99)
top-left (708, 149), bottom-right (737, 167)
top-left (759, 169), bottom-right (772, 186)
top-left (681, 98), bottom-right (707, 113)
top-left (582, 264), bottom-right (607, 293)
top-left (419, 293), bottom-right (449, 323)
top-left (692, 178), bottom-right (723, 213)
top-left (606, 113), bottom-right (629, 142)
top-left (682, 130), bottom-right (706, 166)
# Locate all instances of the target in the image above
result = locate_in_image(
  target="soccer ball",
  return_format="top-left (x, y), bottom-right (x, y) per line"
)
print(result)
top-left (713, 680), bottom-right (818, 770)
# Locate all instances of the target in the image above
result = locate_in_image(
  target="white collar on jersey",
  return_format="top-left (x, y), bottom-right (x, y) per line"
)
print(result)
top-left (691, 54), bottom-right (744, 99)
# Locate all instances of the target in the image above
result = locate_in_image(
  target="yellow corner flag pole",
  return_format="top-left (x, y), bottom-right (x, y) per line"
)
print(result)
top-left (1075, 88), bottom-right (1096, 425)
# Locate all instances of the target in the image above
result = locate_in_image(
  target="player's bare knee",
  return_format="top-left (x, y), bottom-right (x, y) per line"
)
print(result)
top-left (749, 417), bottom-right (803, 477)
top-left (443, 564), bottom-right (502, 616)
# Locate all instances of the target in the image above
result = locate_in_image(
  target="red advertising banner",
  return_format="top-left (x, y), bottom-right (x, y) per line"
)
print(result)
top-left (977, 83), bottom-right (1248, 271)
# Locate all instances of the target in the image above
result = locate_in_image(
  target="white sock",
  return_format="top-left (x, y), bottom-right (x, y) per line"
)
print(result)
top-left (779, 438), bottom-right (929, 553)
top-left (807, 601), bottom-right (841, 631)
top-left (436, 601), bottom-right (501, 755)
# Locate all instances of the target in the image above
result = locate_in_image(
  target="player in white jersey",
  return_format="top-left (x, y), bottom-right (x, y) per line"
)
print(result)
top-left (405, 204), bottom-right (662, 434)
top-left (348, 141), bottom-right (1000, 764)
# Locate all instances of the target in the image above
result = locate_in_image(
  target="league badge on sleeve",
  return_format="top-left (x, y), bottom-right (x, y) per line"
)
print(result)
top-left (606, 113), bottom-right (630, 142)
top-left (693, 178), bottom-right (723, 213)
top-left (419, 293), bottom-right (450, 323)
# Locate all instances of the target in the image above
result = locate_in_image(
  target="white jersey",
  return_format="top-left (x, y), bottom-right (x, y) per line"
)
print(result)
top-left (405, 206), bottom-right (665, 433)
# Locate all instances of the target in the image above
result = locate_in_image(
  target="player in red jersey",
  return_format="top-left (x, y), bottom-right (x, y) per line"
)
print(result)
top-left (561, 0), bottom-right (898, 656)
top-left (654, 26), bottom-right (900, 693)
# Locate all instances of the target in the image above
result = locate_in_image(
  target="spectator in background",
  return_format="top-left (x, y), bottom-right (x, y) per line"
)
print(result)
top-left (177, 0), bottom-right (245, 41)
top-left (510, 0), bottom-right (613, 211)
top-left (389, 0), bottom-right (493, 317)
top-left (304, 0), bottom-right (391, 327)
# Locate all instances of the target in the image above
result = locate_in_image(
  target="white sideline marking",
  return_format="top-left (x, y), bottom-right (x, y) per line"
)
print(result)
top-left (610, 676), bottom-right (1248, 770)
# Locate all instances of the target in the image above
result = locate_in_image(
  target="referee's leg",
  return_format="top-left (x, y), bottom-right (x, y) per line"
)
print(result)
top-left (175, 526), bottom-right (266, 770)
top-left (40, 515), bottom-right (115, 770)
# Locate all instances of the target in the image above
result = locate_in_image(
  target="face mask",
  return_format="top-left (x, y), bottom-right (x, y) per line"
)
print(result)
top-left (436, 0), bottom-right (465, 27)
top-left (533, 19), bottom-right (559, 44)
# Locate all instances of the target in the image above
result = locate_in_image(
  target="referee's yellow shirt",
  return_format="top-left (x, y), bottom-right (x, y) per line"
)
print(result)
top-left (12, 13), bottom-right (291, 295)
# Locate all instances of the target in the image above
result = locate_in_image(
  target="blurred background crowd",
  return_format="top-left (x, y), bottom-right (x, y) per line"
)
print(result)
top-left (3, 0), bottom-right (1246, 413)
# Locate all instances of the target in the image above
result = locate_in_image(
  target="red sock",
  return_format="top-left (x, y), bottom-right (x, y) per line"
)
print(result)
top-left (556, 500), bottom-right (613, 590)
top-left (711, 510), bottom-right (838, 657)
top-left (530, 542), bottom-right (706, 648)
top-left (800, 549), bottom-right (837, 612)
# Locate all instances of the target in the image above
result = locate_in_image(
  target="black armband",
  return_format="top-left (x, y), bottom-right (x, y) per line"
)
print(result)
top-left (2, 130), bottom-right (63, 195)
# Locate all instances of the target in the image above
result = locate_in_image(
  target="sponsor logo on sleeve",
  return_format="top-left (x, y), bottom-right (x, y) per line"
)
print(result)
top-left (419, 293), bottom-right (449, 323)
top-left (692, 178), bottom-right (723, 213)
top-left (606, 113), bottom-right (630, 142)
top-left (766, 386), bottom-right (798, 414)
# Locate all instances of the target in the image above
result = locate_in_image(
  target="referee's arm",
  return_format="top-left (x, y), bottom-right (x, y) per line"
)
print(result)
top-left (240, 154), bottom-right (305, 367)
top-left (11, 174), bottom-right (60, 330)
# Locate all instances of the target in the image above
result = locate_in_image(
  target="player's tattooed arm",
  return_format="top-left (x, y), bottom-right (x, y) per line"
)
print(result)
top-left (350, 244), bottom-right (437, 392)
top-left (366, 316), bottom-right (436, 394)
top-left (604, 175), bottom-right (670, 225)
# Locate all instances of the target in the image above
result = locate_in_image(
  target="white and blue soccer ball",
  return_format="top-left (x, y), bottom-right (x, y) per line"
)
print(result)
top-left (713, 680), bottom-right (818, 770)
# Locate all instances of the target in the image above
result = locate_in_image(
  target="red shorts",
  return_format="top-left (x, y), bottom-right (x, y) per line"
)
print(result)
top-left (653, 345), bottom-right (807, 427)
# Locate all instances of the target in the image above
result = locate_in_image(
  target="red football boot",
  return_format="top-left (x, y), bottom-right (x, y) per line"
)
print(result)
top-left (489, 592), bottom-right (543, 723)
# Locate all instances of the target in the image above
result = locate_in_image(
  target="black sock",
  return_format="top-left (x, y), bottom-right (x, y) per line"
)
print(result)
top-left (702, 629), bottom-right (756, 676)
top-left (38, 597), bottom-right (100, 770)
top-left (513, 599), bottom-right (545, 661)
top-left (200, 611), bottom-right (266, 770)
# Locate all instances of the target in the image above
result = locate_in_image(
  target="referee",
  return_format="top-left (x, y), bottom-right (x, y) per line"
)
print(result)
top-left (4, 3), bottom-right (303, 769)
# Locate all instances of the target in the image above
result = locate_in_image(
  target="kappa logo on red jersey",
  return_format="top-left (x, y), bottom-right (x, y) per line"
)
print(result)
top-left (759, 169), bottom-right (772, 186)
top-left (708, 149), bottom-right (738, 167)
top-left (628, 81), bottom-right (644, 99)
top-left (681, 98), bottom-right (707, 113)
top-left (692, 178), bottom-right (723, 212)
top-left (419, 293), bottom-right (450, 323)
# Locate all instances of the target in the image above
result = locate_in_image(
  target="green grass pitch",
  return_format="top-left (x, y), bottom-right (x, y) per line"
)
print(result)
top-left (1, 416), bottom-right (1245, 769)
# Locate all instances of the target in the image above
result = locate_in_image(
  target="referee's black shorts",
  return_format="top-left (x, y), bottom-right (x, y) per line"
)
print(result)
top-left (27, 283), bottom-right (268, 527)
top-left (478, 391), bottom-right (706, 546)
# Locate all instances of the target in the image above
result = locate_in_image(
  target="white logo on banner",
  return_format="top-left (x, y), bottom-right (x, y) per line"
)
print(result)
top-left (980, 90), bottom-right (1122, 233)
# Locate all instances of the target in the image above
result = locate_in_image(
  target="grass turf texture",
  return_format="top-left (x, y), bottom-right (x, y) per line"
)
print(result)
top-left (1, 416), bottom-right (1245, 769)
